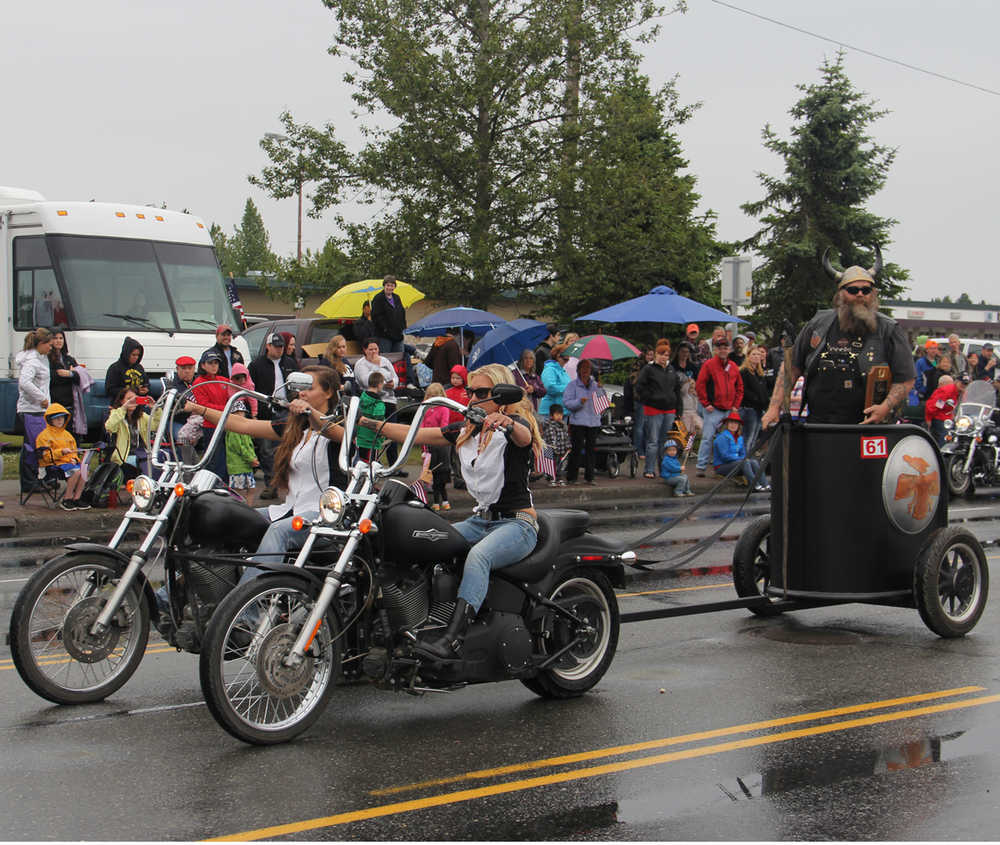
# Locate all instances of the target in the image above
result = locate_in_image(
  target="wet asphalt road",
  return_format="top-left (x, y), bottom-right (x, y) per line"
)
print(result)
top-left (2, 495), bottom-right (1000, 840)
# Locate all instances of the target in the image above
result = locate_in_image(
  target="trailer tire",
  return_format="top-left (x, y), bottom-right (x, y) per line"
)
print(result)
top-left (732, 515), bottom-right (784, 617)
top-left (914, 526), bottom-right (988, 638)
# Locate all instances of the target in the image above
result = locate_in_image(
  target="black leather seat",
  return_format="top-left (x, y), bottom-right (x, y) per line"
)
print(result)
top-left (500, 509), bottom-right (590, 582)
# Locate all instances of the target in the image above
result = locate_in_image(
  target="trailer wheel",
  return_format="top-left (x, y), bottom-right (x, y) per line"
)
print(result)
top-left (913, 526), bottom-right (988, 638)
top-left (732, 515), bottom-right (784, 617)
top-left (607, 453), bottom-right (620, 478)
top-left (628, 451), bottom-right (638, 478)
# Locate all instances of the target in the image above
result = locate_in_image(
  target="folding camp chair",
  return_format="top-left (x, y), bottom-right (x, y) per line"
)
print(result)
top-left (19, 444), bottom-right (65, 508)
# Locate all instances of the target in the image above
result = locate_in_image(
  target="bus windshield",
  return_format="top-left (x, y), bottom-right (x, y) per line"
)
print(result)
top-left (44, 235), bottom-right (236, 332)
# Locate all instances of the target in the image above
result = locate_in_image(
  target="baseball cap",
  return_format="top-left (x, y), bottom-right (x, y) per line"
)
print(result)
top-left (745, 331), bottom-right (757, 340)
top-left (983, 342), bottom-right (994, 350)
top-left (685, 323), bottom-right (699, 335)
top-left (713, 336), bottom-right (731, 347)
top-left (925, 339), bottom-right (938, 349)
top-left (216, 323), bottom-right (233, 336)
top-left (175, 355), bottom-right (196, 367)
top-left (266, 332), bottom-right (285, 347)
top-left (202, 350), bottom-right (223, 363)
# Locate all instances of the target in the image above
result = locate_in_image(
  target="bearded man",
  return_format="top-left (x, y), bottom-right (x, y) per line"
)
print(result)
top-left (762, 247), bottom-right (914, 426)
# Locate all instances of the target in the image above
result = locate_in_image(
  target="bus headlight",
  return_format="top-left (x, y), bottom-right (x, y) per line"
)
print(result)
top-left (132, 475), bottom-right (156, 512)
top-left (319, 487), bottom-right (347, 526)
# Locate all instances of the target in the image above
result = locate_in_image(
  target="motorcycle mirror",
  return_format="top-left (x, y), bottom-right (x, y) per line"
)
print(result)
top-left (491, 384), bottom-right (524, 406)
top-left (281, 371), bottom-right (314, 402)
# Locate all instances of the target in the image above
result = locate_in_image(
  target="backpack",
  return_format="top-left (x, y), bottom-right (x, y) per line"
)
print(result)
top-left (81, 461), bottom-right (125, 509)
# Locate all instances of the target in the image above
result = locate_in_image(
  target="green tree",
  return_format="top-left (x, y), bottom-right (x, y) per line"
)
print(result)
top-left (956, 292), bottom-right (973, 305)
top-left (229, 199), bottom-right (280, 278)
top-left (741, 53), bottom-right (908, 332)
top-left (209, 223), bottom-right (237, 277)
top-left (273, 238), bottom-right (363, 307)
top-left (547, 72), bottom-right (724, 324)
top-left (313, 0), bottom-right (678, 305)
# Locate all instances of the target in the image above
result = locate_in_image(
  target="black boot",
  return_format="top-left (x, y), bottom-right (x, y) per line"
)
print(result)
top-left (415, 599), bottom-right (475, 661)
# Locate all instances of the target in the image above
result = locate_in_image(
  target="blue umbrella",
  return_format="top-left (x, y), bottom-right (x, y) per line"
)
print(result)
top-left (467, 319), bottom-right (549, 369)
top-left (577, 285), bottom-right (746, 325)
top-left (406, 306), bottom-right (505, 338)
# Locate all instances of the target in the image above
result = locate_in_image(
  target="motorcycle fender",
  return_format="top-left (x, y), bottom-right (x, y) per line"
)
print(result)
top-left (60, 544), bottom-right (159, 621)
top-left (244, 563), bottom-right (326, 589)
top-left (939, 442), bottom-right (958, 455)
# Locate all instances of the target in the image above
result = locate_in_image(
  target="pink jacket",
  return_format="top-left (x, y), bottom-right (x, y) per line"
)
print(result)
top-left (422, 405), bottom-right (451, 430)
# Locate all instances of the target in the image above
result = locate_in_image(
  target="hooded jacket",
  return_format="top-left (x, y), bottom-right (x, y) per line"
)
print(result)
top-left (539, 359), bottom-right (570, 417)
top-left (228, 362), bottom-right (258, 418)
top-left (445, 365), bottom-right (468, 424)
top-left (105, 400), bottom-right (160, 466)
top-left (192, 352), bottom-right (232, 430)
top-left (429, 334), bottom-right (462, 385)
top-left (16, 348), bottom-right (51, 414)
top-left (35, 403), bottom-right (79, 467)
top-left (104, 337), bottom-right (149, 401)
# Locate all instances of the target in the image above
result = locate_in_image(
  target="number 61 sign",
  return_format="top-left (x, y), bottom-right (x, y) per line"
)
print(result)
top-left (860, 436), bottom-right (888, 459)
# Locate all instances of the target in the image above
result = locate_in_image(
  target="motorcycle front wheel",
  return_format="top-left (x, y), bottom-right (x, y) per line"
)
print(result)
top-left (945, 453), bottom-right (972, 498)
top-left (199, 575), bottom-right (341, 745)
top-left (9, 555), bottom-right (150, 704)
top-left (522, 568), bottom-right (619, 699)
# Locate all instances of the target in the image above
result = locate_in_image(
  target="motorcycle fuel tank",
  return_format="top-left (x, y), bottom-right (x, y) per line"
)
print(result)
top-left (380, 502), bottom-right (470, 564)
top-left (188, 491), bottom-right (270, 550)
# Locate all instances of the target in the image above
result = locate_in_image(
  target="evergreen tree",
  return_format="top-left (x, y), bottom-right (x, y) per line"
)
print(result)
top-left (741, 52), bottom-right (908, 333)
top-left (229, 199), bottom-right (279, 277)
top-left (209, 223), bottom-right (236, 277)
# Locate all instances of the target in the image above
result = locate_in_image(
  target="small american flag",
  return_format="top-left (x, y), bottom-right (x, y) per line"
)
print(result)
top-left (409, 481), bottom-right (428, 504)
top-left (225, 275), bottom-right (246, 329)
top-left (592, 390), bottom-right (611, 416)
top-left (535, 443), bottom-right (556, 479)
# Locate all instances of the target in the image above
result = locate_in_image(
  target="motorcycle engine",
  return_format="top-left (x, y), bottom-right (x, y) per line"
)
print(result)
top-left (187, 551), bottom-right (241, 605)
top-left (379, 565), bottom-right (430, 631)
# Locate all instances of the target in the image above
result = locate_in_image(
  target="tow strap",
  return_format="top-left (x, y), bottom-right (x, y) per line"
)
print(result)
top-left (627, 429), bottom-right (783, 570)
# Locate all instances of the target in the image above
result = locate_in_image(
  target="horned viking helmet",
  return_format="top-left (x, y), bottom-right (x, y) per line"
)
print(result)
top-left (821, 245), bottom-right (883, 290)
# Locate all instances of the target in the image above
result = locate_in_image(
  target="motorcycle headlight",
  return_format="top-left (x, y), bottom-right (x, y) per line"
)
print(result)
top-left (943, 419), bottom-right (954, 430)
top-left (132, 475), bottom-right (156, 512)
top-left (319, 487), bottom-right (347, 526)
top-left (955, 416), bottom-right (972, 433)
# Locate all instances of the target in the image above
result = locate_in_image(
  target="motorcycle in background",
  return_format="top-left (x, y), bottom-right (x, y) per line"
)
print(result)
top-left (199, 386), bottom-right (635, 745)
top-left (941, 380), bottom-right (1000, 497)
top-left (7, 374), bottom-right (315, 704)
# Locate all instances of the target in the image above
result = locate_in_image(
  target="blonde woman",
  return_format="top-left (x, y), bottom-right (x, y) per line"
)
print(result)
top-left (739, 346), bottom-right (769, 450)
top-left (362, 362), bottom-right (543, 661)
top-left (320, 334), bottom-right (355, 394)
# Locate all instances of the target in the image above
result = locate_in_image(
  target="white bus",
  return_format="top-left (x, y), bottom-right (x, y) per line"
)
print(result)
top-left (0, 186), bottom-right (249, 434)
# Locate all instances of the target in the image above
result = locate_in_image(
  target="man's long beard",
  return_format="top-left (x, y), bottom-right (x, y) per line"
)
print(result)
top-left (836, 295), bottom-right (878, 334)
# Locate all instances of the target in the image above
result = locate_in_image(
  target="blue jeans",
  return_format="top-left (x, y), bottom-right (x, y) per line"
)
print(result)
top-left (644, 412), bottom-right (676, 472)
top-left (740, 408), bottom-right (761, 452)
top-left (239, 508), bottom-right (319, 583)
top-left (697, 408), bottom-right (728, 469)
top-left (453, 515), bottom-right (538, 611)
top-left (632, 403), bottom-right (646, 454)
top-left (663, 474), bottom-right (692, 495)
top-left (715, 458), bottom-right (766, 487)
top-left (377, 337), bottom-right (403, 355)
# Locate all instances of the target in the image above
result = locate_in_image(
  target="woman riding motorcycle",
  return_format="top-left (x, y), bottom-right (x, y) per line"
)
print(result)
top-left (184, 365), bottom-right (347, 576)
top-left (362, 362), bottom-right (543, 660)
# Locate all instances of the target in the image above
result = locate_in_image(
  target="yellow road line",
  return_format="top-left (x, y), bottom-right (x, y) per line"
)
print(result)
top-left (207, 691), bottom-right (1000, 841)
top-left (619, 583), bottom-right (728, 597)
top-left (368, 685), bottom-right (982, 796)
top-left (0, 643), bottom-right (177, 671)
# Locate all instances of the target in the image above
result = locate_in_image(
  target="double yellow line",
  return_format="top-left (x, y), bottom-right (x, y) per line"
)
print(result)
top-left (206, 685), bottom-right (997, 841)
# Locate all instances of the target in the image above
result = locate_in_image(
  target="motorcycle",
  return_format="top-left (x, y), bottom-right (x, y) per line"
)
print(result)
top-left (198, 385), bottom-right (635, 745)
top-left (941, 380), bottom-right (1000, 497)
top-left (7, 373), bottom-right (316, 705)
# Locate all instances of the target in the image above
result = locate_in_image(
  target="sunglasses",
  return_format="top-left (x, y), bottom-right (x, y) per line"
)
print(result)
top-left (466, 387), bottom-right (493, 400)
top-left (842, 285), bottom-right (873, 296)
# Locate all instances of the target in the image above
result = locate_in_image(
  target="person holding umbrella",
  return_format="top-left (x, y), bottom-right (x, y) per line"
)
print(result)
top-left (635, 340), bottom-right (683, 478)
top-left (562, 359), bottom-right (607, 486)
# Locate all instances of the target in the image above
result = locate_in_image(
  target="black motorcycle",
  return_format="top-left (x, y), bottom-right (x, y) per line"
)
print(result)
top-left (941, 380), bottom-right (1000, 497)
top-left (7, 375), bottom-right (313, 705)
top-left (198, 385), bottom-right (635, 745)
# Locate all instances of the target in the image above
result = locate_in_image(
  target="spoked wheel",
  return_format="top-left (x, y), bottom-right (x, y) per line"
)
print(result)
top-left (200, 575), bottom-right (341, 745)
top-left (607, 453), bottom-right (620, 478)
top-left (522, 568), bottom-right (619, 699)
top-left (914, 526), bottom-right (989, 638)
top-left (945, 455), bottom-right (972, 498)
top-left (732, 515), bottom-right (784, 617)
top-left (628, 451), bottom-right (638, 478)
top-left (9, 555), bottom-right (149, 704)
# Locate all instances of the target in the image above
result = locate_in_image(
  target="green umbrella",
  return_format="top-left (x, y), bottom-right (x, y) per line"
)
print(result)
top-left (563, 334), bottom-right (641, 360)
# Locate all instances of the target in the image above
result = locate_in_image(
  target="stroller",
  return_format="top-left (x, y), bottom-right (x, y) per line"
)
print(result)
top-left (591, 392), bottom-right (638, 478)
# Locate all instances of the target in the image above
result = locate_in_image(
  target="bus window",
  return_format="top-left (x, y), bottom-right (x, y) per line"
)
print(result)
top-left (12, 236), bottom-right (61, 331)
top-left (47, 235), bottom-right (176, 331)
top-left (155, 242), bottom-right (235, 330)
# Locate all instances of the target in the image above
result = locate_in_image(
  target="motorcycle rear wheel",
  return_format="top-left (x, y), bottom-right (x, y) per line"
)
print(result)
top-left (200, 575), bottom-right (341, 745)
top-left (522, 568), bottom-right (619, 699)
top-left (9, 555), bottom-right (149, 704)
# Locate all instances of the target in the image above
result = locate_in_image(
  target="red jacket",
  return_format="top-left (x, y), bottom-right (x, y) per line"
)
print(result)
top-left (193, 375), bottom-right (232, 429)
top-left (696, 356), bottom-right (743, 411)
top-left (925, 383), bottom-right (960, 422)
top-left (445, 365), bottom-right (468, 424)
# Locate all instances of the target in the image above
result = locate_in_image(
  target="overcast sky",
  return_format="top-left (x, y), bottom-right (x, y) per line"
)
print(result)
top-left (5, 0), bottom-right (997, 304)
